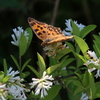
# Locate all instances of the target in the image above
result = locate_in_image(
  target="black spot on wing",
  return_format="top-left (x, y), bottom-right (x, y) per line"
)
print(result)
top-left (30, 22), bottom-right (36, 26)
top-left (42, 31), bottom-right (46, 33)
top-left (37, 26), bottom-right (43, 30)
top-left (34, 29), bottom-right (39, 32)
top-left (37, 32), bottom-right (42, 35)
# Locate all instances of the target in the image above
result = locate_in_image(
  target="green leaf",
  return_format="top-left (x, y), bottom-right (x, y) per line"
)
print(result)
top-left (25, 28), bottom-right (33, 50)
top-left (93, 35), bottom-right (100, 57)
top-left (61, 58), bottom-right (75, 69)
top-left (27, 65), bottom-right (39, 78)
top-left (75, 72), bottom-right (82, 79)
top-left (73, 86), bottom-right (83, 95)
top-left (0, 71), bottom-right (4, 82)
top-left (46, 63), bottom-right (62, 74)
top-left (40, 85), bottom-right (61, 100)
top-left (20, 71), bottom-right (30, 79)
top-left (19, 33), bottom-right (27, 57)
top-left (88, 72), bottom-right (96, 98)
top-left (82, 70), bottom-right (89, 87)
top-left (37, 53), bottom-right (46, 76)
top-left (74, 36), bottom-right (89, 54)
top-left (93, 41), bottom-right (100, 57)
top-left (10, 55), bottom-right (20, 71)
top-left (72, 20), bottom-right (80, 36)
top-left (56, 48), bottom-right (72, 60)
top-left (66, 42), bottom-right (75, 51)
top-left (2, 75), bottom-right (12, 83)
top-left (80, 25), bottom-right (96, 38)
top-left (94, 82), bottom-right (100, 99)
top-left (21, 59), bottom-right (31, 72)
top-left (74, 80), bottom-right (83, 88)
top-left (75, 53), bottom-right (86, 63)
top-left (3, 59), bottom-right (7, 76)
top-left (93, 34), bottom-right (100, 42)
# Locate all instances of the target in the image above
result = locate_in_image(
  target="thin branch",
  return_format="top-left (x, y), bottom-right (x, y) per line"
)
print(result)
top-left (51, 0), bottom-right (60, 25)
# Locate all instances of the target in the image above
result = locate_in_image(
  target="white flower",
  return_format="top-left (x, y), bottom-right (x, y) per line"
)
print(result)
top-left (6, 67), bottom-right (29, 100)
top-left (95, 69), bottom-right (100, 78)
top-left (74, 20), bottom-right (85, 31)
top-left (30, 71), bottom-right (54, 98)
top-left (0, 83), bottom-right (7, 100)
top-left (80, 93), bottom-right (89, 100)
top-left (7, 67), bottom-right (20, 82)
top-left (85, 51), bottom-right (99, 67)
top-left (6, 85), bottom-right (28, 100)
top-left (87, 51), bottom-right (98, 60)
top-left (11, 26), bottom-right (29, 46)
top-left (63, 19), bottom-right (85, 36)
top-left (85, 50), bottom-right (100, 78)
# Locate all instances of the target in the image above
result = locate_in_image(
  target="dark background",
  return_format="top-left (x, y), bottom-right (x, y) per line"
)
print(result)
top-left (0, 0), bottom-right (100, 99)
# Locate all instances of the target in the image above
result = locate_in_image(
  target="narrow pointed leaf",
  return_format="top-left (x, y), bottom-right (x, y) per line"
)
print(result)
top-left (80, 25), bottom-right (96, 38)
top-left (0, 71), bottom-right (4, 82)
top-left (21, 59), bottom-right (31, 71)
top-left (37, 53), bottom-right (46, 75)
top-left (72, 21), bottom-right (80, 36)
top-left (2, 75), bottom-right (12, 83)
top-left (25, 28), bottom-right (33, 49)
top-left (27, 65), bottom-right (39, 78)
top-left (10, 55), bottom-right (20, 70)
top-left (46, 63), bottom-right (61, 74)
top-left (74, 36), bottom-right (89, 54)
top-left (20, 71), bottom-right (30, 78)
top-left (3, 59), bottom-right (7, 76)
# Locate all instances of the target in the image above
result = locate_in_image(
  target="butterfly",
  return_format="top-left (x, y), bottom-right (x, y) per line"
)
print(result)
top-left (28, 17), bottom-right (73, 46)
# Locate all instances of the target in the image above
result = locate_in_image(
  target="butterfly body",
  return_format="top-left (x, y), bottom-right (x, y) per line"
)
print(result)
top-left (28, 17), bottom-right (73, 46)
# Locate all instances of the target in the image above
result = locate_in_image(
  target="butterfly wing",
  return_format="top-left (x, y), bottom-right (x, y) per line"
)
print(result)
top-left (28, 17), bottom-right (73, 46)
top-left (28, 17), bottom-right (48, 41)
top-left (41, 25), bottom-right (73, 45)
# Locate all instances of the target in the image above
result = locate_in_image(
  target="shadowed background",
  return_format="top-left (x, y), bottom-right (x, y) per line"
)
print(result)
top-left (0, 0), bottom-right (100, 99)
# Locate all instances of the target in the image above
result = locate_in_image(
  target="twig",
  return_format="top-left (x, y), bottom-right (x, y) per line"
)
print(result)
top-left (51, 0), bottom-right (60, 25)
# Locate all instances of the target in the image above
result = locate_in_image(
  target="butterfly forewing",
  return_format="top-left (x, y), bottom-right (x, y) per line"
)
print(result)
top-left (28, 17), bottom-right (48, 41)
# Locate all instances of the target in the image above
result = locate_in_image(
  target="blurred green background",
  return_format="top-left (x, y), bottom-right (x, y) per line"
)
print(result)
top-left (0, 0), bottom-right (100, 99)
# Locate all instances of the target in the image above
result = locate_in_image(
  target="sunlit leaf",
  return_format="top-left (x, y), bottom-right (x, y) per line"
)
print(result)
top-left (72, 21), bottom-right (80, 36)
top-left (37, 53), bottom-right (46, 76)
top-left (0, 71), bottom-right (4, 82)
top-left (2, 75), bottom-right (12, 83)
top-left (80, 25), bottom-right (96, 38)
top-left (46, 63), bottom-right (61, 74)
top-left (74, 36), bottom-right (89, 54)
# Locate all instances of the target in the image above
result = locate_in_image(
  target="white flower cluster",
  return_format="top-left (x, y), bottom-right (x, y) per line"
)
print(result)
top-left (80, 93), bottom-right (89, 100)
top-left (0, 67), bottom-right (29, 100)
top-left (85, 50), bottom-right (100, 78)
top-left (11, 27), bottom-right (29, 46)
top-left (30, 71), bottom-right (54, 98)
top-left (63, 19), bottom-right (85, 36)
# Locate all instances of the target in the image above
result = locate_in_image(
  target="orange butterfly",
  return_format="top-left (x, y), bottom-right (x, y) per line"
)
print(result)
top-left (28, 17), bottom-right (73, 46)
